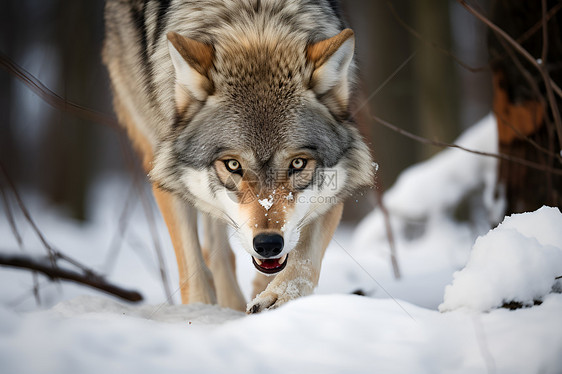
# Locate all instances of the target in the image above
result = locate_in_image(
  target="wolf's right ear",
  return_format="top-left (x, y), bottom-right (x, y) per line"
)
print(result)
top-left (167, 32), bottom-right (214, 103)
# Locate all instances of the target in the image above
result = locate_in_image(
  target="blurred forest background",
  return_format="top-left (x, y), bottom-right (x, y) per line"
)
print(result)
top-left (0, 0), bottom-right (493, 223)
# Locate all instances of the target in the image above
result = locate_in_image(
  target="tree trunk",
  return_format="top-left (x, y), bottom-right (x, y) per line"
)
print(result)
top-left (40, 1), bottom-right (102, 221)
top-left (412, 0), bottom-right (460, 159)
top-left (489, 0), bottom-right (562, 214)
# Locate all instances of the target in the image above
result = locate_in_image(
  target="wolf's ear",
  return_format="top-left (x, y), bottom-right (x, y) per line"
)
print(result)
top-left (167, 32), bottom-right (214, 103)
top-left (307, 29), bottom-right (355, 110)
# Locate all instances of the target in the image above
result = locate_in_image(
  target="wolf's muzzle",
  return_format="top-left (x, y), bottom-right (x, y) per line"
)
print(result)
top-left (253, 233), bottom-right (284, 258)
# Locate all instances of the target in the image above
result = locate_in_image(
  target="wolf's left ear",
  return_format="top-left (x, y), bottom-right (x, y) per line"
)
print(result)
top-left (307, 29), bottom-right (355, 111)
top-left (167, 32), bottom-right (214, 103)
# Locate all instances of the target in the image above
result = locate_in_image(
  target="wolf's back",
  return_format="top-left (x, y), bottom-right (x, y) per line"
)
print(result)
top-left (102, 0), bottom-right (350, 145)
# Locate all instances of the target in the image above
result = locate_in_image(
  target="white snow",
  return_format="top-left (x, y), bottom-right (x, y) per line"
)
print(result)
top-left (378, 113), bottom-right (500, 219)
top-left (258, 195), bottom-right (274, 211)
top-left (1, 114), bottom-right (561, 373)
top-left (349, 114), bottom-right (502, 309)
top-left (1, 294), bottom-right (562, 374)
top-left (440, 206), bottom-right (562, 312)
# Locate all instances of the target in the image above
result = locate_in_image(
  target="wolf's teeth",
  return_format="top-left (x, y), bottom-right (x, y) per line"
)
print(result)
top-left (254, 257), bottom-right (263, 265)
top-left (278, 254), bottom-right (287, 265)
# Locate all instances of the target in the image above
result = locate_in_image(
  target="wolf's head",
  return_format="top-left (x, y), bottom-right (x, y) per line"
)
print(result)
top-left (151, 27), bottom-right (373, 274)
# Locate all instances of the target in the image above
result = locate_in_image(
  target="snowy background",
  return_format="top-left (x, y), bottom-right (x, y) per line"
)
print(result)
top-left (1, 114), bottom-right (562, 373)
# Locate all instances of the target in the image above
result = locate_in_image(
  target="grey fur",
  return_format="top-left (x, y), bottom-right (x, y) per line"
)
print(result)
top-left (103, 0), bottom-right (373, 214)
top-left (103, 0), bottom-right (375, 311)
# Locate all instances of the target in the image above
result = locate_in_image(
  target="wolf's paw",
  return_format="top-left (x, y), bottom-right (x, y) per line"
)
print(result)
top-left (246, 278), bottom-right (314, 314)
top-left (246, 291), bottom-right (279, 314)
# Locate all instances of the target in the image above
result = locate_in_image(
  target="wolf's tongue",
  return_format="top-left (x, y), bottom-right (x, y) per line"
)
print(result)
top-left (260, 259), bottom-right (281, 270)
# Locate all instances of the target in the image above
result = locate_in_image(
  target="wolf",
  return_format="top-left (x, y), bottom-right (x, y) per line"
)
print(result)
top-left (103, 0), bottom-right (373, 313)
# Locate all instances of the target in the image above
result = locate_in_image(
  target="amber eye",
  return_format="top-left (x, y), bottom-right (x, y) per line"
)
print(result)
top-left (224, 159), bottom-right (242, 175)
top-left (289, 158), bottom-right (307, 173)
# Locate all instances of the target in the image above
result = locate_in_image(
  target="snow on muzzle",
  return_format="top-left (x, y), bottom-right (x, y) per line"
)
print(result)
top-left (252, 233), bottom-right (288, 274)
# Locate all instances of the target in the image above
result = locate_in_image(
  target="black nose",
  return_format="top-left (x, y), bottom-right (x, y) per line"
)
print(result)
top-left (253, 233), bottom-right (284, 258)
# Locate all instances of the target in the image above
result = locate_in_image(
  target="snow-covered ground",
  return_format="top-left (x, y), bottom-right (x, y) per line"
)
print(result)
top-left (1, 114), bottom-right (561, 373)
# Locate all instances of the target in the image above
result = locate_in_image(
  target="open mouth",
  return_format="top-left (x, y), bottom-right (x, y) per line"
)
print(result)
top-left (252, 254), bottom-right (288, 274)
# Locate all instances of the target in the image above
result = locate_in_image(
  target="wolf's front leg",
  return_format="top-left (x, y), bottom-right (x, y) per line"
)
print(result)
top-left (152, 187), bottom-right (217, 304)
top-left (201, 214), bottom-right (246, 311)
top-left (247, 204), bottom-right (343, 313)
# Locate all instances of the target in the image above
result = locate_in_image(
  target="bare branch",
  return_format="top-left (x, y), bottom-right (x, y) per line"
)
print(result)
top-left (541, 0), bottom-right (549, 65)
top-left (0, 252), bottom-right (143, 302)
top-left (0, 161), bottom-right (57, 265)
top-left (457, 0), bottom-right (562, 151)
top-left (456, 1), bottom-right (562, 97)
top-left (353, 50), bottom-right (417, 117)
top-left (518, 2), bottom-right (562, 45)
top-left (497, 111), bottom-right (560, 162)
top-left (1, 53), bottom-right (176, 302)
top-left (0, 183), bottom-right (23, 247)
top-left (116, 133), bottom-right (173, 303)
top-left (32, 272), bottom-right (42, 306)
top-left (1, 172), bottom-right (44, 305)
top-left (373, 185), bottom-right (401, 280)
top-left (537, 0), bottom-right (562, 157)
top-left (384, 1), bottom-right (486, 73)
top-left (0, 52), bottom-right (120, 130)
top-left (103, 182), bottom-right (137, 274)
top-left (1, 161), bottom-right (141, 303)
top-left (495, 37), bottom-right (562, 164)
top-left (372, 115), bottom-right (562, 176)
top-left (137, 181), bottom-right (173, 303)
top-left (388, 0), bottom-right (561, 89)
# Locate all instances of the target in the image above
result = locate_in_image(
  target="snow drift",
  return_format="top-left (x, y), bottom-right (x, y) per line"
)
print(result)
top-left (1, 114), bottom-right (562, 373)
top-left (440, 206), bottom-right (562, 312)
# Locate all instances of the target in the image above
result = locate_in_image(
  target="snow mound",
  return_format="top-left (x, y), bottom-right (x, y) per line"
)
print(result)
top-left (353, 114), bottom-right (501, 257)
top-left (348, 115), bottom-right (502, 309)
top-left (440, 206), bottom-right (562, 312)
top-left (2, 294), bottom-right (562, 373)
top-left (380, 113), bottom-right (500, 220)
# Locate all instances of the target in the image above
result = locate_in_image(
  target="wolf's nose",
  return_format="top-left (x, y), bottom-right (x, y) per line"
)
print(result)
top-left (253, 234), bottom-right (284, 258)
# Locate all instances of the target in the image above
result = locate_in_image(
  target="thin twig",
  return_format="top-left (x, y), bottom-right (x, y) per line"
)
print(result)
top-left (495, 37), bottom-right (561, 164)
top-left (0, 160), bottom-right (144, 303)
top-left (471, 315), bottom-right (497, 374)
top-left (116, 132), bottom-right (173, 303)
top-left (1, 163), bottom-right (98, 281)
top-left (457, 0), bottom-right (562, 98)
top-left (0, 182), bottom-right (23, 247)
top-left (372, 115), bottom-right (562, 176)
top-left (0, 52), bottom-right (120, 130)
top-left (385, 1), bottom-right (486, 73)
top-left (1, 172), bottom-right (44, 305)
top-left (389, 0), bottom-right (561, 83)
top-left (374, 186), bottom-right (401, 280)
top-left (0, 252), bottom-right (143, 302)
top-left (457, 0), bottom-right (562, 151)
top-left (518, 2), bottom-right (562, 45)
top-left (55, 251), bottom-right (98, 276)
top-left (352, 50), bottom-right (417, 117)
top-left (0, 161), bottom-right (58, 266)
top-left (538, 0), bottom-right (562, 154)
top-left (32, 272), bottom-right (42, 306)
top-left (496, 112), bottom-right (559, 162)
top-left (541, 0), bottom-right (549, 65)
top-left (494, 22), bottom-right (560, 200)
top-left (2, 52), bottom-right (175, 302)
top-left (137, 180), bottom-right (173, 303)
top-left (103, 181), bottom-right (137, 274)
